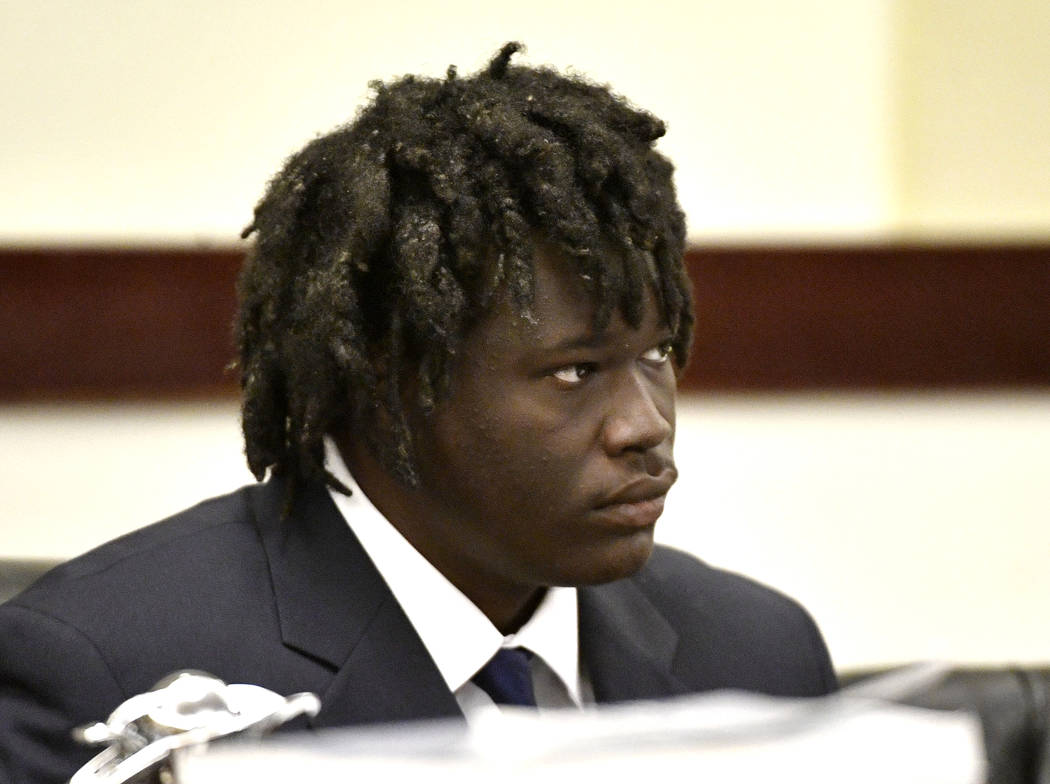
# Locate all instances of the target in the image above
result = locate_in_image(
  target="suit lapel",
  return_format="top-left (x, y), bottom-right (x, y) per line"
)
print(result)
top-left (250, 477), bottom-right (461, 727)
top-left (579, 577), bottom-right (691, 704)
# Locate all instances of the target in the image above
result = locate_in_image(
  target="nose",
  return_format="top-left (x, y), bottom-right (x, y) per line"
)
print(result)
top-left (601, 367), bottom-right (674, 457)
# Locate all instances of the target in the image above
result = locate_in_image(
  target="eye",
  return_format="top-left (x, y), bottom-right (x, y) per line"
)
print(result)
top-left (551, 363), bottom-right (596, 386)
top-left (641, 341), bottom-right (674, 364)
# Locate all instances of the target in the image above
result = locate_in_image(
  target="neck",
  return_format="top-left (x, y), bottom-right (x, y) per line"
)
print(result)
top-left (335, 434), bottom-right (544, 634)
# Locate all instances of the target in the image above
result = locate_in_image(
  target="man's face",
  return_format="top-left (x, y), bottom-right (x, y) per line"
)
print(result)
top-left (403, 246), bottom-right (678, 604)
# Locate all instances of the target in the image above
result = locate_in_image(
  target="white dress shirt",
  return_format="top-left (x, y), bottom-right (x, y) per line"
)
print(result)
top-left (324, 439), bottom-right (591, 723)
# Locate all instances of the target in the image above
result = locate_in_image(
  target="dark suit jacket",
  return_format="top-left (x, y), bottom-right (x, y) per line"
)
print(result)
top-left (0, 478), bottom-right (836, 784)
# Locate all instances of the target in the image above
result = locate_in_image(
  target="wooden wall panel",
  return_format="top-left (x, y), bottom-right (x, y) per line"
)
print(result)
top-left (1, 244), bottom-right (1047, 400)
top-left (681, 244), bottom-right (1050, 390)
top-left (0, 248), bottom-right (241, 399)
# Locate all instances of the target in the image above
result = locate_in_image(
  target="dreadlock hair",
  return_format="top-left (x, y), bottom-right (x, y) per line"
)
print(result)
top-left (237, 42), bottom-right (693, 497)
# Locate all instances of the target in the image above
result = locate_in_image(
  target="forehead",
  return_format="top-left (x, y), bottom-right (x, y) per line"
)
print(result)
top-left (468, 245), bottom-right (664, 354)
top-left (530, 247), bottom-right (600, 331)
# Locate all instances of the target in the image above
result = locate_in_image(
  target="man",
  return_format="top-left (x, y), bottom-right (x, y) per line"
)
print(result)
top-left (0, 43), bottom-right (836, 783)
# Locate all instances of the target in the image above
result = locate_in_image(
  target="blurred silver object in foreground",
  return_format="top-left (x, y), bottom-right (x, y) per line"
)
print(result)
top-left (69, 670), bottom-right (320, 784)
top-left (180, 665), bottom-right (985, 784)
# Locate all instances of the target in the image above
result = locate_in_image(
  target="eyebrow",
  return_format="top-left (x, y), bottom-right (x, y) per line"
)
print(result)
top-left (529, 327), bottom-right (617, 354)
top-left (538, 332), bottom-right (608, 353)
top-left (534, 322), bottom-right (672, 355)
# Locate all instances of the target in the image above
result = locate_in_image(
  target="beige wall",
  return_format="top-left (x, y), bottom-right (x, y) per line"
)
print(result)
top-left (1, 1), bottom-right (897, 243)
top-left (4, 1), bottom-right (1046, 243)
top-left (893, 0), bottom-right (1050, 237)
top-left (667, 393), bottom-right (1050, 670)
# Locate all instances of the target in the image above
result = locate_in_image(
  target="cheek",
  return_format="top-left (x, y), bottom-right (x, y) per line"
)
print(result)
top-left (420, 375), bottom-right (601, 505)
top-left (463, 418), bottom-right (588, 508)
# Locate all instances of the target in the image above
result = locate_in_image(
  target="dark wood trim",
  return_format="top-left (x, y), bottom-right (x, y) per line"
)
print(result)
top-left (1, 243), bottom-right (1047, 400)
top-left (680, 244), bottom-right (1050, 390)
top-left (0, 248), bottom-right (243, 400)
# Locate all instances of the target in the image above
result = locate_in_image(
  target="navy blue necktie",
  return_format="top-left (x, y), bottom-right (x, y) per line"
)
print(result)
top-left (472, 647), bottom-right (537, 707)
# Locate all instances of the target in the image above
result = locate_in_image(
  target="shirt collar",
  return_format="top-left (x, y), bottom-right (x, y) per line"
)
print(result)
top-left (323, 438), bottom-right (583, 705)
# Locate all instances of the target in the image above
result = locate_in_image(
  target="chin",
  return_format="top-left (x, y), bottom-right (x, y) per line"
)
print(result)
top-left (560, 531), bottom-right (656, 586)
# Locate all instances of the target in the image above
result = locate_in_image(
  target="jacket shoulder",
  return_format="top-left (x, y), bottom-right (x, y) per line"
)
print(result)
top-left (0, 482), bottom-right (285, 784)
top-left (2, 482), bottom-right (286, 692)
top-left (631, 544), bottom-right (838, 696)
top-left (636, 545), bottom-right (804, 612)
top-left (24, 483), bottom-right (264, 594)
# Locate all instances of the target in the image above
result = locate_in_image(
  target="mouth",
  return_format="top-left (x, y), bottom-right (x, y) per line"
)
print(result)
top-left (592, 471), bottom-right (676, 528)
top-left (591, 494), bottom-right (668, 529)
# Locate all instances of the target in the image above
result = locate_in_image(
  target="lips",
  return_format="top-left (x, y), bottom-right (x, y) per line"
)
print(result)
top-left (592, 470), bottom-right (677, 528)
top-left (592, 495), bottom-right (667, 528)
